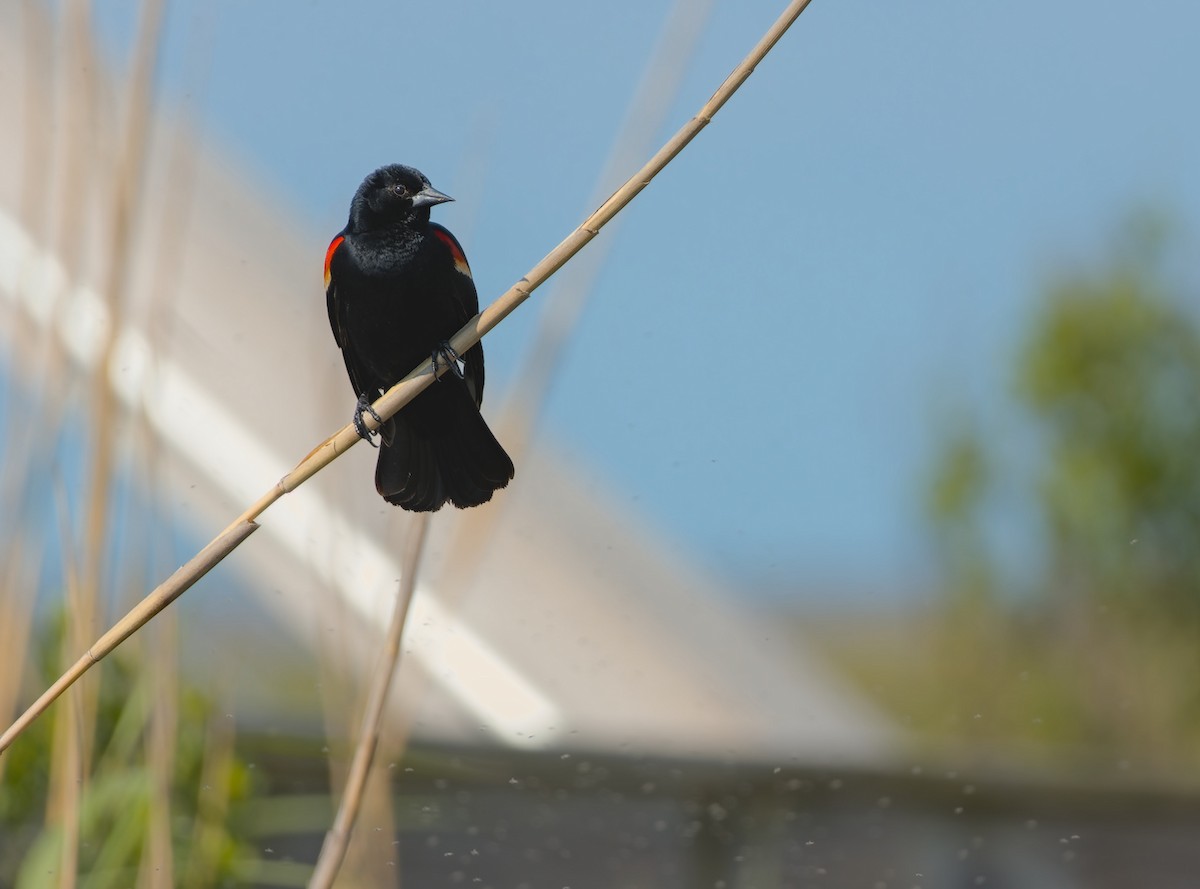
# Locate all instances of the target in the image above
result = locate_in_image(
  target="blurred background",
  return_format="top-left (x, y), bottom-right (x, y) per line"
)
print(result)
top-left (3, 0), bottom-right (1200, 886)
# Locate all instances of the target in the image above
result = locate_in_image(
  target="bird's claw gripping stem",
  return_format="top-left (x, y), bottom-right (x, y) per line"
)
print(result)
top-left (353, 394), bottom-right (383, 446)
top-left (432, 341), bottom-right (465, 381)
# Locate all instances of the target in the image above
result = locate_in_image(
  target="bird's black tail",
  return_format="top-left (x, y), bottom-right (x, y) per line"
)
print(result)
top-left (374, 385), bottom-right (514, 512)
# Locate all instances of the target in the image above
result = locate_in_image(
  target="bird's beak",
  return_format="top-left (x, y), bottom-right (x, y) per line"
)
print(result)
top-left (412, 185), bottom-right (454, 209)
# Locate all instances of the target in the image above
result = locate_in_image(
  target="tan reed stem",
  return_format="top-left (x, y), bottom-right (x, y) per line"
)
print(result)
top-left (308, 515), bottom-right (429, 889)
top-left (0, 0), bottom-right (816, 755)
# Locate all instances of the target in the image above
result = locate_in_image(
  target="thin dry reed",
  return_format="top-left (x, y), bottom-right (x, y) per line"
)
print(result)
top-left (72, 0), bottom-right (165, 794)
top-left (307, 515), bottom-right (429, 889)
top-left (180, 704), bottom-right (238, 889)
top-left (0, 0), bottom-right (818, 767)
top-left (436, 0), bottom-right (715, 601)
top-left (49, 481), bottom-right (85, 889)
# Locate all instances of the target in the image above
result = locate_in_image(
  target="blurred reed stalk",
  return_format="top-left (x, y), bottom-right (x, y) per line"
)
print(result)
top-left (436, 0), bottom-right (715, 601)
top-left (46, 0), bottom-right (165, 881)
top-left (1, 0), bottom-right (256, 884)
top-left (49, 480), bottom-right (85, 889)
top-left (0, 537), bottom-right (39, 785)
top-left (0, 0), bottom-right (818, 759)
top-left (373, 0), bottom-right (717, 801)
top-left (180, 702), bottom-right (237, 889)
top-left (38, 1), bottom-right (107, 882)
top-left (308, 515), bottom-right (430, 889)
top-left (0, 1), bottom-right (57, 783)
top-left (0, 0), bottom-right (83, 572)
top-left (138, 617), bottom-right (179, 889)
top-left (78, 0), bottom-right (164, 662)
top-left (129, 51), bottom-right (209, 889)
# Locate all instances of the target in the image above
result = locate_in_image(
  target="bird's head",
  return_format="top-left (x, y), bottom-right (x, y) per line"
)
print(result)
top-left (347, 164), bottom-right (453, 231)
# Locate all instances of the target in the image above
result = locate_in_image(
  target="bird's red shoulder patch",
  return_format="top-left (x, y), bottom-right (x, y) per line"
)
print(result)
top-left (431, 225), bottom-right (472, 279)
top-left (324, 235), bottom-right (344, 290)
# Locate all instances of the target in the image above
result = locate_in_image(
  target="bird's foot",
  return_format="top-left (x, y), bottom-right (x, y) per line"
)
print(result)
top-left (431, 341), bottom-right (465, 381)
top-left (353, 394), bottom-right (383, 447)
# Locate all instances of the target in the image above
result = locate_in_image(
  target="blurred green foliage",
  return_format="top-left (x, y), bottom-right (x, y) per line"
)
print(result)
top-left (1018, 227), bottom-right (1200, 618)
top-left (838, 214), bottom-right (1200, 768)
top-left (0, 612), bottom-right (261, 888)
top-left (938, 213), bottom-right (1200, 762)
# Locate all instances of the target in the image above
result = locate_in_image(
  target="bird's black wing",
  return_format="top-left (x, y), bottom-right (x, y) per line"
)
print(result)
top-left (430, 223), bottom-right (486, 407)
top-left (325, 233), bottom-right (376, 401)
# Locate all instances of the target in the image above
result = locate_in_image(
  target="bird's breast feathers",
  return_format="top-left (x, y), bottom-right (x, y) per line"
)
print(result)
top-left (325, 226), bottom-right (470, 291)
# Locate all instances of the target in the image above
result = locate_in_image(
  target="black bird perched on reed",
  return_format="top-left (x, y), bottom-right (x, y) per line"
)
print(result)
top-left (324, 164), bottom-right (514, 511)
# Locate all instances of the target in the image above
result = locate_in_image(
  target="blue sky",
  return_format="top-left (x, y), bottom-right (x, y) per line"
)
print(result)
top-left (92, 0), bottom-right (1200, 599)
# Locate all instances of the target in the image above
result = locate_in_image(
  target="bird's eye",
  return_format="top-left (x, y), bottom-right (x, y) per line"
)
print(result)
top-left (391, 183), bottom-right (409, 197)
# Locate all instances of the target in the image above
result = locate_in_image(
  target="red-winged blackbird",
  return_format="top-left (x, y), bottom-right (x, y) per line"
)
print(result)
top-left (325, 164), bottom-right (514, 511)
